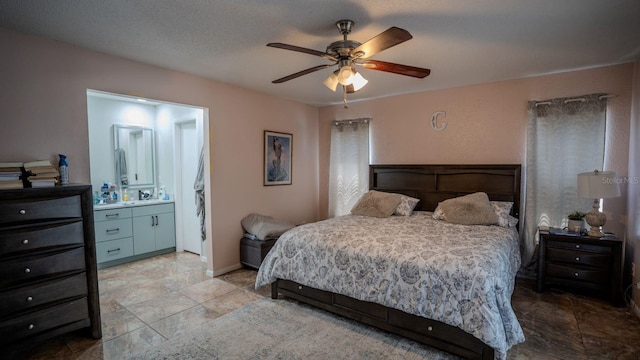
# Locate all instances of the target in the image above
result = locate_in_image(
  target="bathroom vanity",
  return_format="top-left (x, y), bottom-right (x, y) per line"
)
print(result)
top-left (94, 200), bottom-right (175, 268)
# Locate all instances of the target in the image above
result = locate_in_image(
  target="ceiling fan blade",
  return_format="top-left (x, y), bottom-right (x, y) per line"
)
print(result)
top-left (267, 42), bottom-right (328, 58)
top-left (361, 60), bottom-right (431, 78)
top-left (272, 64), bottom-right (335, 83)
top-left (351, 27), bottom-right (413, 59)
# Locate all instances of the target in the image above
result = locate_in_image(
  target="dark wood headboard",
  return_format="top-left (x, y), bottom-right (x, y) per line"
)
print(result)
top-left (370, 164), bottom-right (522, 218)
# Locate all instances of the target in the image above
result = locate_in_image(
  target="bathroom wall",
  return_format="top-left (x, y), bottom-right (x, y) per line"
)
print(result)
top-left (87, 94), bottom-right (156, 193)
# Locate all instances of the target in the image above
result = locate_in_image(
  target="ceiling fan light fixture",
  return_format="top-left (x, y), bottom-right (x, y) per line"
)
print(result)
top-left (323, 71), bottom-right (339, 91)
top-left (351, 71), bottom-right (368, 91)
top-left (337, 65), bottom-right (355, 85)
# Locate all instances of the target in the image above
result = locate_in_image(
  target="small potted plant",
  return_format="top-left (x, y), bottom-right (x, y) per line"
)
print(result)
top-left (567, 211), bottom-right (586, 233)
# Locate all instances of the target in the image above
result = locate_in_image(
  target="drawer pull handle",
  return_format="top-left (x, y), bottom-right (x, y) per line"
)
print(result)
top-left (22, 239), bottom-right (29, 245)
top-left (105, 213), bottom-right (120, 218)
top-left (19, 209), bottom-right (26, 215)
top-left (24, 268), bottom-right (31, 273)
top-left (427, 326), bottom-right (433, 332)
top-left (107, 248), bottom-right (121, 253)
top-left (26, 296), bottom-right (33, 302)
top-left (28, 324), bottom-right (35, 330)
top-left (575, 257), bottom-right (580, 261)
top-left (575, 244), bottom-right (580, 249)
top-left (574, 272), bottom-right (579, 277)
top-left (298, 285), bottom-right (303, 290)
top-left (106, 228), bottom-right (120, 233)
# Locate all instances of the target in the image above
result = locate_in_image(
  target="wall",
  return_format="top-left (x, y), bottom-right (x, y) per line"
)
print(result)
top-left (0, 28), bottom-right (320, 274)
top-left (318, 64), bottom-right (633, 240)
top-left (629, 60), bottom-right (640, 315)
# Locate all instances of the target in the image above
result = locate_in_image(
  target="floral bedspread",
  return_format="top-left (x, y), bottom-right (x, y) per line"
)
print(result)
top-left (255, 212), bottom-right (525, 359)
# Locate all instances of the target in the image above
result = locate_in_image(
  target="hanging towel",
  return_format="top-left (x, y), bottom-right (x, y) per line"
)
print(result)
top-left (194, 146), bottom-right (206, 241)
top-left (115, 148), bottom-right (128, 185)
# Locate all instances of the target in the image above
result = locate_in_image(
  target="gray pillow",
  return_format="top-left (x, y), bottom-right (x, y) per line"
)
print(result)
top-left (351, 190), bottom-right (402, 218)
top-left (439, 192), bottom-right (498, 225)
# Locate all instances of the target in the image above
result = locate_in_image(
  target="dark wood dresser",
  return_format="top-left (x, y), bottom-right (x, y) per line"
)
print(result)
top-left (0, 185), bottom-right (101, 350)
top-left (536, 229), bottom-right (622, 306)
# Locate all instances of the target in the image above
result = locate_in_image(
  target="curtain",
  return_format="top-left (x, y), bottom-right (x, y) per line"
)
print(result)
top-left (328, 119), bottom-right (370, 218)
top-left (522, 94), bottom-right (607, 269)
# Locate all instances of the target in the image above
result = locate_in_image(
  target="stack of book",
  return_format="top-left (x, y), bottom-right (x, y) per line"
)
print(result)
top-left (24, 160), bottom-right (59, 188)
top-left (0, 162), bottom-right (24, 189)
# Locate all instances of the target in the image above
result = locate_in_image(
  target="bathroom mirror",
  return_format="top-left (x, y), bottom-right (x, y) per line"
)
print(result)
top-left (113, 125), bottom-right (156, 189)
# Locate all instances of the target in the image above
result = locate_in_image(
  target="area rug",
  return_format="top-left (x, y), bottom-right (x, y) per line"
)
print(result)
top-left (128, 298), bottom-right (459, 359)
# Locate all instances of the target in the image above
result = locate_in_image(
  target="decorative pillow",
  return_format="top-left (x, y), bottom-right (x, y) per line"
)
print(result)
top-left (490, 201), bottom-right (519, 227)
top-left (351, 190), bottom-right (402, 218)
top-left (432, 203), bottom-right (446, 220)
top-left (439, 192), bottom-right (499, 225)
top-left (394, 195), bottom-right (420, 216)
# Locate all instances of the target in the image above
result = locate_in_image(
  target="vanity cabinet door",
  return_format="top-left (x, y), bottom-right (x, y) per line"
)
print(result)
top-left (155, 212), bottom-right (176, 250)
top-left (132, 215), bottom-right (156, 255)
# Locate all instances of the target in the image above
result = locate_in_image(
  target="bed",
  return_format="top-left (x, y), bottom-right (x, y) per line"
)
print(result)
top-left (255, 164), bottom-right (524, 359)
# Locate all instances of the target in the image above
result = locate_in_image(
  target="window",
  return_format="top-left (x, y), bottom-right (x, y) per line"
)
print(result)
top-left (522, 94), bottom-right (608, 267)
top-left (328, 119), bottom-right (370, 217)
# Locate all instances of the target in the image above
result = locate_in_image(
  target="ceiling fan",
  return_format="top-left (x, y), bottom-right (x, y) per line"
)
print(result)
top-left (267, 19), bottom-right (431, 101)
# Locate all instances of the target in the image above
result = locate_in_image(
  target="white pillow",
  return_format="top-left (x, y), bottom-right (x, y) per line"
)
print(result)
top-left (490, 201), bottom-right (519, 227)
top-left (394, 195), bottom-right (420, 216)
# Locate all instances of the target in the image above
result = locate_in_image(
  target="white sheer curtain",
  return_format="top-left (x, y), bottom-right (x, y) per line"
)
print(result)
top-left (328, 119), bottom-right (370, 218)
top-left (522, 94), bottom-right (607, 269)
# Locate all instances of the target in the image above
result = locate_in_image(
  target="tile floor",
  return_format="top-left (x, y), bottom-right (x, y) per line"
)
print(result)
top-left (11, 252), bottom-right (640, 359)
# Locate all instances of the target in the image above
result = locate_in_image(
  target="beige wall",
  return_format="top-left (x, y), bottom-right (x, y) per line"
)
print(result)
top-left (629, 60), bottom-right (640, 312)
top-left (0, 28), bottom-right (320, 274)
top-left (318, 64), bottom-right (633, 241)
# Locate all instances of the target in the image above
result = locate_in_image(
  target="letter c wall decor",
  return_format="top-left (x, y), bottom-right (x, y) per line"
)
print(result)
top-left (431, 111), bottom-right (447, 131)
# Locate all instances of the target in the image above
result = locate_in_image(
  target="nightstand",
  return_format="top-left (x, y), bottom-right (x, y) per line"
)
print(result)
top-left (240, 237), bottom-right (277, 269)
top-left (536, 229), bottom-right (622, 306)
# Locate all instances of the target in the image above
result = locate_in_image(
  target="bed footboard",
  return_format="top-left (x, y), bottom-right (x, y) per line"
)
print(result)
top-left (271, 279), bottom-right (494, 360)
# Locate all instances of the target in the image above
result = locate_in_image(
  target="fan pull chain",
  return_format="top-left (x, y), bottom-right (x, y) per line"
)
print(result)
top-left (343, 86), bottom-right (349, 109)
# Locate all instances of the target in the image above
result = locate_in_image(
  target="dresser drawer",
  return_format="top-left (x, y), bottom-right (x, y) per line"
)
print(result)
top-left (0, 247), bottom-right (86, 288)
top-left (546, 263), bottom-right (609, 284)
top-left (0, 297), bottom-right (89, 346)
top-left (96, 237), bottom-right (134, 263)
top-left (95, 219), bottom-right (133, 243)
top-left (547, 240), bottom-right (610, 254)
top-left (0, 196), bottom-right (81, 225)
top-left (94, 208), bottom-right (132, 222)
top-left (0, 273), bottom-right (87, 318)
top-left (278, 280), bottom-right (333, 304)
top-left (546, 248), bottom-right (611, 269)
top-left (0, 221), bottom-right (84, 257)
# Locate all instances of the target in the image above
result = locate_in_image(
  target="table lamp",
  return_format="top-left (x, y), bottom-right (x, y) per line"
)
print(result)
top-left (577, 170), bottom-right (620, 237)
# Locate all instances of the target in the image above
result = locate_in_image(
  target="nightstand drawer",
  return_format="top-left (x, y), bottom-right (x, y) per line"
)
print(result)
top-left (547, 240), bottom-right (610, 254)
top-left (546, 263), bottom-right (609, 284)
top-left (546, 248), bottom-right (610, 269)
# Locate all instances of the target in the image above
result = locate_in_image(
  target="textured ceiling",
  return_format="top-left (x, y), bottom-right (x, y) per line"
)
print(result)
top-left (2, 0), bottom-right (639, 106)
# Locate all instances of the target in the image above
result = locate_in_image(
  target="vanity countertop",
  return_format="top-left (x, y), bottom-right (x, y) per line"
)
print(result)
top-left (94, 199), bottom-right (174, 210)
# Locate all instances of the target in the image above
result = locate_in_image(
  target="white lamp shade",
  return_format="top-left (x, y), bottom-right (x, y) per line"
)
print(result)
top-left (577, 171), bottom-right (621, 199)
top-left (323, 72), bottom-right (339, 91)
top-left (337, 66), bottom-right (355, 85)
top-left (351, 71), bottom-right (368, 91)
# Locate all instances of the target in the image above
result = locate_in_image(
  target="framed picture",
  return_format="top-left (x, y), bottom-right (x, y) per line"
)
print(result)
top-left (264, 130), bottom-right (292, 186)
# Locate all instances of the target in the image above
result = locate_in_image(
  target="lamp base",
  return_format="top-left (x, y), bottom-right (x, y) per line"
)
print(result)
top-left (585, 199), bottom-right (606, 238)
top-left (587, 228), bottom-right (604, 237)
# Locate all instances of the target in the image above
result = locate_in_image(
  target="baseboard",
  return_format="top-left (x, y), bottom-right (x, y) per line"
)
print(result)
top-left (207, 263), bottom-right (243, 278)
